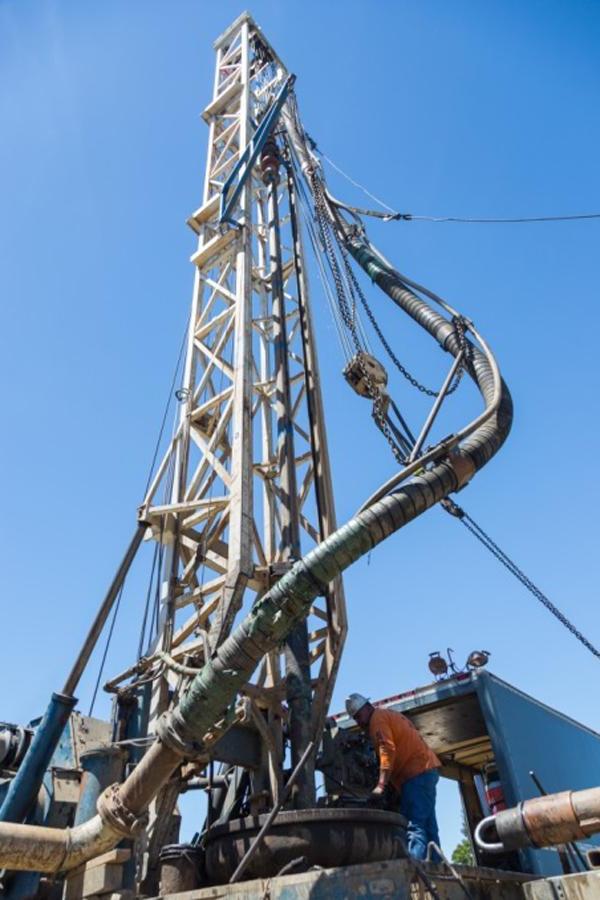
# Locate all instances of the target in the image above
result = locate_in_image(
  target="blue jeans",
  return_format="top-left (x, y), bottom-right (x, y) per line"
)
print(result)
top-left (399, 769), bottom-right (440, 860)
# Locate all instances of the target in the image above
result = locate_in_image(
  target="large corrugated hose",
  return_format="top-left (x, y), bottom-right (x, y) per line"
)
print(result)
top-left (0, 103), bottom-right (513, 874)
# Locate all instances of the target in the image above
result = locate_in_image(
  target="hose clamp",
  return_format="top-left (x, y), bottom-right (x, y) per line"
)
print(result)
top-left (156, 710), bottom-right (206, 760)
top-left (97, 783), bottom-right (149, 838)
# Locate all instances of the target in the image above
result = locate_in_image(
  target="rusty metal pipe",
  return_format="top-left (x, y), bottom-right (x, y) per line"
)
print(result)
top-left (0, 816), bottom-right (121, 874)
top-left (475, 786), bottom-right (600, 853)
top-left (117, 740), bottom-right (181, 816)
top-left (0, 742), bottom-right (182, 873)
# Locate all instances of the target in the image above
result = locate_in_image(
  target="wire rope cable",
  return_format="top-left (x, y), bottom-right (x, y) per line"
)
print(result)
top-left (142, 316), bottom-right (189, 498)
top-left (289, 149), bottom-right (358, 360)
top-left (318, 148), bottom-right (397, 215)
top-left (89, 582), bottom-right (125, 716)
top-left (442, 500), bottom-right (600, 660)
top-left (81, 314), bottom-right (191, 709)
top-left (317, 145), bottom-right (600, 225)
top-left (406, 212), bottom-right (600, 224)
top-left (137, 541), bottom-right (160, 660)
top-left (292, 163), bottom-right (353, 360)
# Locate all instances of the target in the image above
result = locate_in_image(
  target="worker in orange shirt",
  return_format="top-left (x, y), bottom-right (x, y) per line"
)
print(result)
top-left (346, 693), bottom-right (441, 860)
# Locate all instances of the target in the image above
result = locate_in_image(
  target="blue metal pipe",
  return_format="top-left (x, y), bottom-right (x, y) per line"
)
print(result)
top-left (124, 682), bottom-right (151, 767)
top-left (0, 693), bottom-right (76, 824)
top-left (74, 745), bottom-right (125, 826)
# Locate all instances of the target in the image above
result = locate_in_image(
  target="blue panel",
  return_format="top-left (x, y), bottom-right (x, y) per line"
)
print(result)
top-left (476, 672), bottom-right (600, 876)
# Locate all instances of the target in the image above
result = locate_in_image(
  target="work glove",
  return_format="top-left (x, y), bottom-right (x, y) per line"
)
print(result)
top-left (368, 784), bottom-right (387, 808)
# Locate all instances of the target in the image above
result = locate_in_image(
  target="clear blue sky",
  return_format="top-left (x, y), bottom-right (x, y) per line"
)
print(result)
top-left (1, 0), bottom-right (599, 853)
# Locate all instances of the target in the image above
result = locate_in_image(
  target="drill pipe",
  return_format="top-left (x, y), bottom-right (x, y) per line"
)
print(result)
top-left (475, 787), bottom-right (600, 853)
top-left (0, 133), bottom-right (512, 879)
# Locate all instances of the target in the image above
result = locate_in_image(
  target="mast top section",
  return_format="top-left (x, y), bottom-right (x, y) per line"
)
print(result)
top-left (213, 11), bottom-right (288, 74)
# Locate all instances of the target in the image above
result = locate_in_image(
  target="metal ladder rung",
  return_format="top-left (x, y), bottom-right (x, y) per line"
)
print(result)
top-left (190, 228), bottom-right (238, 269)
top-left (187, 195), bottom-right (220, 234)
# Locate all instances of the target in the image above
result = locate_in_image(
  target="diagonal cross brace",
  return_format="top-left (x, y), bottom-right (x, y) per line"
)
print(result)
top-left (219, 74), bottom-right (296, 226)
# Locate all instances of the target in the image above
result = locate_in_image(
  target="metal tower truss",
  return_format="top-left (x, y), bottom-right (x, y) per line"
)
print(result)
top-left (0, 14), bottom-right (519, 896)
top-left (138, 13), bottom-right (346, 800)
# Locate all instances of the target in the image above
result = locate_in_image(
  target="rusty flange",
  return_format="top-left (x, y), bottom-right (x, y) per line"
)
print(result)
top-left (96, 783), bottom-right (148, 838)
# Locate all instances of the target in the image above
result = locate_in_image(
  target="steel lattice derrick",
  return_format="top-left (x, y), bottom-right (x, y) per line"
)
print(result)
top-left (137, 13), bottom-right (346, 806)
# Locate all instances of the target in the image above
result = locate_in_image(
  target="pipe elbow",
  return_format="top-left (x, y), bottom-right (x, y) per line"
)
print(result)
top-left (0, 814), bottom-right (121, 874)
top-left (62, 815), bottom-right (123, 871)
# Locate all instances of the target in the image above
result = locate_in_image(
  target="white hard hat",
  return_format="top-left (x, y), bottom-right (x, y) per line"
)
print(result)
top-left (345, 693), bottom-right (370, 718)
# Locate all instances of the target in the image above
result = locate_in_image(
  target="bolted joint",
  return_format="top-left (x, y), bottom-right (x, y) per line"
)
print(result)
top-left (260, 137), bottom-right (280, 185)
top-left (97, 783), bottom-right (148, 838)
top-left (155, 709), bottom-right (207, 760)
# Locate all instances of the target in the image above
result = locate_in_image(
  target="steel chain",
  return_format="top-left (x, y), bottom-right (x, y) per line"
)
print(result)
top-left (310, 171), bottom-right (470, 467)
top-left (310, 174), bottom-right (407, 464)
top-left (338, 239), bottom-right (468, 397)
top-left (461, 515), bottom-right (600, 659)
top-left (441, 499), bottom-right (600, 660)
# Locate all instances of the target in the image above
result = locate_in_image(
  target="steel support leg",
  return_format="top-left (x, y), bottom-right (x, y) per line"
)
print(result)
top-left (264, 154), bottom-right (314, 808)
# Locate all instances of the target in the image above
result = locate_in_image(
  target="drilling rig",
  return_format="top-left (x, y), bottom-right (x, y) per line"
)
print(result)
top-left (1, 11), bottom-right (599, 900)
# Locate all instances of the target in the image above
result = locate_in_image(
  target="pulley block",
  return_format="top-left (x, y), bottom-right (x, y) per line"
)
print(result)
top-left (260, 137), bottom-right (280, 184)
top-left (343, 351), bottom-right (388, 399)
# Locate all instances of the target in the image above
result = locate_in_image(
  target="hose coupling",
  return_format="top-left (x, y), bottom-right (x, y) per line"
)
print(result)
top-left (156, 709), bottom-right (207, 760)
top-left (449, 448), bottom-right (476, 490)
top-left (475, 787), bottom-right (600, 853)
top-left (97, 783), bottom-right (149, 838)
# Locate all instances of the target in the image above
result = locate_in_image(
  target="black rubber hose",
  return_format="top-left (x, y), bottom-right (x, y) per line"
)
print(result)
top-left (346, 239), bottom-right (513, 473)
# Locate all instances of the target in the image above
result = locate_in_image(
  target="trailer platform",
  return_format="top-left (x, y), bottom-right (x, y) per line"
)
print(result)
top-left (156, 857), bottom-right (536, 899)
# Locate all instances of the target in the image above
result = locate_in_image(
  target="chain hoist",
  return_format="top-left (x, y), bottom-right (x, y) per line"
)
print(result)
top-left (310, 172), bottom-right (409, 464)
top-left (337, 239), bottom-right (468, 398)
top-left (308, 168), bottom-right (470, 468)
